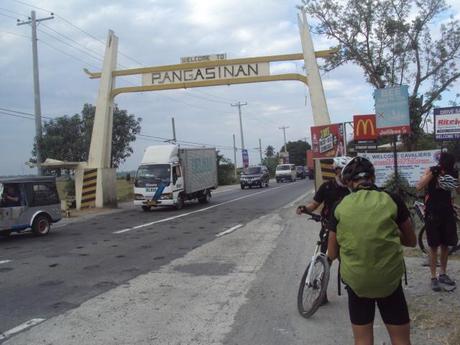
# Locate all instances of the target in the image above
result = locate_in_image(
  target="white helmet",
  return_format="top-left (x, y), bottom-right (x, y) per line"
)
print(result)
top-left (438, 174), bottom-right (459, 191)
top-left (332, 156), bottom-right (352, 170)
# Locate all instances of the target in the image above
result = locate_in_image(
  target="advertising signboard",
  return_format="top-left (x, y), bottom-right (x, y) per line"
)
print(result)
top-left (434, 106), bottom-right (460, 141)
top-left (242, 149), bottom-right (249, 168)
top-left (310, 123), bottom-right (345, 158)
top-left (359, 149), bottom-right (440, 187)
top-left (374, 85), bottom-right (411, 136)
top-left (354, 114), bottom-right (377, 141)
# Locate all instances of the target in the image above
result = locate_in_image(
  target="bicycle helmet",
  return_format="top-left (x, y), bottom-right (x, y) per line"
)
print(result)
top-left (438, 174), bottom-right (459, 191)
top-left (341, 156), bottom-right (375, 183)
top-left (332, 156), bottom-right (352, 170)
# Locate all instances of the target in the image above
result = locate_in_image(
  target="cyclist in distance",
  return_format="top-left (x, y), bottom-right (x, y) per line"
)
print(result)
top-left (296, 156), bottom-right (352, 253)
top-left (327, 156), bottom-right (416, 345)
top-left (416, 151), bottom-right (460, 291)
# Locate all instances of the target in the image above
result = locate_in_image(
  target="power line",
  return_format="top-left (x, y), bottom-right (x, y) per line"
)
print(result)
top-left (0, 11), bottom-right (18, 20)
top-left (0, 107), bottom-right (53, 119)
top-left (0, 6), bottom-right (27, 17)
top-left (0, 30), bottom-right (30, 39)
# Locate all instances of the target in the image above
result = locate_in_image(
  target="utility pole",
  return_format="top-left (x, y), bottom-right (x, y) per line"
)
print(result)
top-left (18, 10), bottom-right (54, 175)
top-left (231, 101), bottom-right (248, 155)
top-left (233, 134), bottom-right (237, 180)
top-left (258, 138), bottom-right (263, 164)
top-left (171, 117), bottom-right (177, 143)
top-left (279, 126), bottom-right (289, 153)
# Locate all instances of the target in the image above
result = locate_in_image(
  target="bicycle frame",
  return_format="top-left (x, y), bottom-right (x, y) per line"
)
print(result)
top-left (305, 226), bottom-right (328, 286)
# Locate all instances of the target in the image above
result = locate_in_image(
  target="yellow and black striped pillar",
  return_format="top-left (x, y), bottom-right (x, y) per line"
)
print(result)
top-left (320, 159), bottom-right (335, 181)
top-left (81, 169), bottom-right (97, 208)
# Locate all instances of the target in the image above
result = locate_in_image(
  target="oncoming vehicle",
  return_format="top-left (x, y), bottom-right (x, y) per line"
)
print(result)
top-left (240, 165), bottom-right (270, 189)
top-left (0, 176), bottom-right (62, 237)
top-left (296, 166), bottom-right (307, 179)
top-left (275, 164), bottom-right (296, 183)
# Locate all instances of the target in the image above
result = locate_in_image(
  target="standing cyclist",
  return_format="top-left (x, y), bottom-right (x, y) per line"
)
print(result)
top-left (327, 156), bottom-right (416, 345)
top-left (296, 156), bottom-right (352, 253)
top-left (416, 151), bottom-right (460, 291)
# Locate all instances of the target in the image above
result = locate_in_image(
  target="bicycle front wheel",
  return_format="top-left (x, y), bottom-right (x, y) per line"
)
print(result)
top-left (297, 255), bottom-right (330, 318)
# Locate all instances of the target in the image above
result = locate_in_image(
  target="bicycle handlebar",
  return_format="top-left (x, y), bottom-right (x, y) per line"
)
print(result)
top-left (298, 206), bottom-right (322, 222)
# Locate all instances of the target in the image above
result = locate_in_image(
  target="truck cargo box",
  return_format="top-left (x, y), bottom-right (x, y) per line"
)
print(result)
top-left (179, 148), bottom-right (217, 194)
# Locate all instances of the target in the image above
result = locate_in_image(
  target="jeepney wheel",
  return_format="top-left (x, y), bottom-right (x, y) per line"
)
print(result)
top-left (142, 206), bottom-right (151, 212)
top-left (32, 214), bottom-right (51, 236)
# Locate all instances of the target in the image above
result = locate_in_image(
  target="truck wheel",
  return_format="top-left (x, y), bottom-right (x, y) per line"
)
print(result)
top-left (198, 191), bottom-right (211, 204)
top-left (240, 184), bottom-right (245, 189)
top-left (175, 195), bottom-right (184, 210)
top-left (32, 214), bottom-right (51, 236)
top-left (142, 206), bottom-right (151, 212)
top-left (265, 181), bottom-right (269, 188)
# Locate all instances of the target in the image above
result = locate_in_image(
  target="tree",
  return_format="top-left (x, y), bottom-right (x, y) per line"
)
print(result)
top-left (301, 0), bottom-right (460, 149)
top-left (216, 150), bottom-right (236, 185)
top-left (280, 140), bottom-right (311, 165)
top-left (265, 145), bottom-right (275, 158)
top-left (32, 103), bottom-right (142, 169)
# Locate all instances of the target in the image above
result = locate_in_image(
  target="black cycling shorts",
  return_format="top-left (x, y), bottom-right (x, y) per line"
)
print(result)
top-left (425, 212), bottom-right (458, 247)
top-left (346, 283), bottom-right (410, 326)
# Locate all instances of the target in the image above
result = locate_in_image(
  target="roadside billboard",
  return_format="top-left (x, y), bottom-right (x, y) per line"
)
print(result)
top-left (374, 85), bottom-right (411, 136)
top-left (359, 149), bottom-right (440, 187)
top-left (310, 123), bottom-right (345, 158)
top-left (354, 114), bottom-right (378, 141)
top-left (242, 149), bottom-right (249, 168)
top-left (434, 106), bottom-right (460, 141)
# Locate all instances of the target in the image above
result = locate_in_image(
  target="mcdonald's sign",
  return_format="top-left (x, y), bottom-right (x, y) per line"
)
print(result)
top-left (354, 114), bottom-right (378, 141)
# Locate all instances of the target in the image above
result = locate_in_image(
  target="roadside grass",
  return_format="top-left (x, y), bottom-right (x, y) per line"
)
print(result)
top-left (56, 179), bottom-right (133, 203)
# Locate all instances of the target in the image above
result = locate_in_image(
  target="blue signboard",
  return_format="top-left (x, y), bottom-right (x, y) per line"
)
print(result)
top-left (374, 85), bottom-right (410, 136)
top-left (242, 149), bottom-right (249, 168)
top-left (434, 106), bottom-right (460, 141)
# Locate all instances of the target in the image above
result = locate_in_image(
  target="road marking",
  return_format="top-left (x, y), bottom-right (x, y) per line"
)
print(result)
top-left (216, 224), bottom-right (243, 238)
top-left (0, 260), bottom-right (12, 265)
top-left (114, 185), bottom-right (290, 234)
top-left (0, 318), bottom-right (45, 340)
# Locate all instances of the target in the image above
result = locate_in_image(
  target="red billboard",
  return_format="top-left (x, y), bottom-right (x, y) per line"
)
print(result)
top-left (354, 114), bottom-right (378, 141)
top-left (310, 123), bottom-right (345, 158)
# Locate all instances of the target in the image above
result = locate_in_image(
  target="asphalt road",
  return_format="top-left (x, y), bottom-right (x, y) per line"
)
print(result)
top-left (0, 178), bottom-right (313, 340)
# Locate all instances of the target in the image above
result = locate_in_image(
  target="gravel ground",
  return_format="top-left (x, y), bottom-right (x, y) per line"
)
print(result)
top-left (405, 251), bottom-right (460, 345)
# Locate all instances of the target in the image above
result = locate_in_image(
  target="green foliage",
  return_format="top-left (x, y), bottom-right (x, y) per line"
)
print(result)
top-left (280, 140), bottom-right (311, 166)
top-left (262, 156), bottom-right (279, 177)
top-left (265, 145), bottom-right (275, 158)
top-left (63, 179), bottom-right (75, 197)
top-left (32, 103), bottom-right (142, 168)
top-left (382, 173), bottom-right (418, 203)
top-left (302, 0), bottom-right (460, 150)
top-left (216, 150), bottom-right (236, 185)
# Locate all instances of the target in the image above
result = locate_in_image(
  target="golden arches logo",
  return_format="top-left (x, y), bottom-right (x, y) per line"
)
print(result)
top-left (356, 119), bottom-right (376, 136)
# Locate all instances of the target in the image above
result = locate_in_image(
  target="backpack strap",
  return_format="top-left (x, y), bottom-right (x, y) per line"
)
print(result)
top-left (403, 259), bottom-right (408, 286)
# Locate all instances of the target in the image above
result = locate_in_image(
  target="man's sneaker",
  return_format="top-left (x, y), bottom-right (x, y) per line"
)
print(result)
top-left (439, 274), bottom-right (456, 286)
top-left (431, 278), bottom-right (442, 292)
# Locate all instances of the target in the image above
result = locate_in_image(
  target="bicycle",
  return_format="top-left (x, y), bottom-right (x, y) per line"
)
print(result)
top-left (416, 203), bottom-right (460, 255)
top-left (297, 209), bottom-right (330, 318)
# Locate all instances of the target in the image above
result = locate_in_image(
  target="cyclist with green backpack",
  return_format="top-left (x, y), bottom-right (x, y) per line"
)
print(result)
top-left (327, 157), bottom-right (416, 345)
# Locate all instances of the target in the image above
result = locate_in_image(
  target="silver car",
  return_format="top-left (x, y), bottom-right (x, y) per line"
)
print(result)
top-left (0, 176), bottom-right (62, 237)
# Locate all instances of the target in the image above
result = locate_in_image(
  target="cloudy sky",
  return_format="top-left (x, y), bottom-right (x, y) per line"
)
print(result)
top-left (1, 0), bottom-right (459, 176)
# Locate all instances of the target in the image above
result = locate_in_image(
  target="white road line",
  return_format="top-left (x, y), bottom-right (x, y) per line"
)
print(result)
top-left (0, 260), bottom-right (12, 265)
top-left (114, 185), bottom-right (289, 234)
top-left (215, 224), bottom-right (243, 238)
top-left (0, 318), bottom-right (45, 340)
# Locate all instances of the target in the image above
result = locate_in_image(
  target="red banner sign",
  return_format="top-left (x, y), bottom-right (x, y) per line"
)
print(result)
top-left (310, 123), bottom-right (345, 158)
top-left (354, 114), bottom-right (378, 141)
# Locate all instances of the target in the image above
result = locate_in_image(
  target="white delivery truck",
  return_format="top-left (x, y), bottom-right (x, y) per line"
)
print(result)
top-left (134, 145), bottom-right (218, 211)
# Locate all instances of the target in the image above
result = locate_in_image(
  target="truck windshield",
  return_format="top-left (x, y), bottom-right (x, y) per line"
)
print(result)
top-left (136, 164), bottom-right (171, 186)
top-left (244, 167), bottom-right (261, 175)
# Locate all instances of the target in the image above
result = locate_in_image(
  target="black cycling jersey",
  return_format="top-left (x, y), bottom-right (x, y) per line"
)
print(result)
top-left (425, 168), bottom-right (458, 214)
top-left (313, 179), bottom-right (349, 218)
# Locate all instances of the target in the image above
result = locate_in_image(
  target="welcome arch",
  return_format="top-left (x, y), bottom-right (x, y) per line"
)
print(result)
top-left (73, 10), bottom-right (335, 209)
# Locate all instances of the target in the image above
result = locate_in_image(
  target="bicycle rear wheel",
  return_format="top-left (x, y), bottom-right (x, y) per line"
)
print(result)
top-left (297, 255), bottom-right (330, 318)
top-left (418, 225), bottom-right (428, 254)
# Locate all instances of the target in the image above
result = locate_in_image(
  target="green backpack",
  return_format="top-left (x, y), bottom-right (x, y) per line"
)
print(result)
top-left (334, 189), bottom-right (405, 298)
